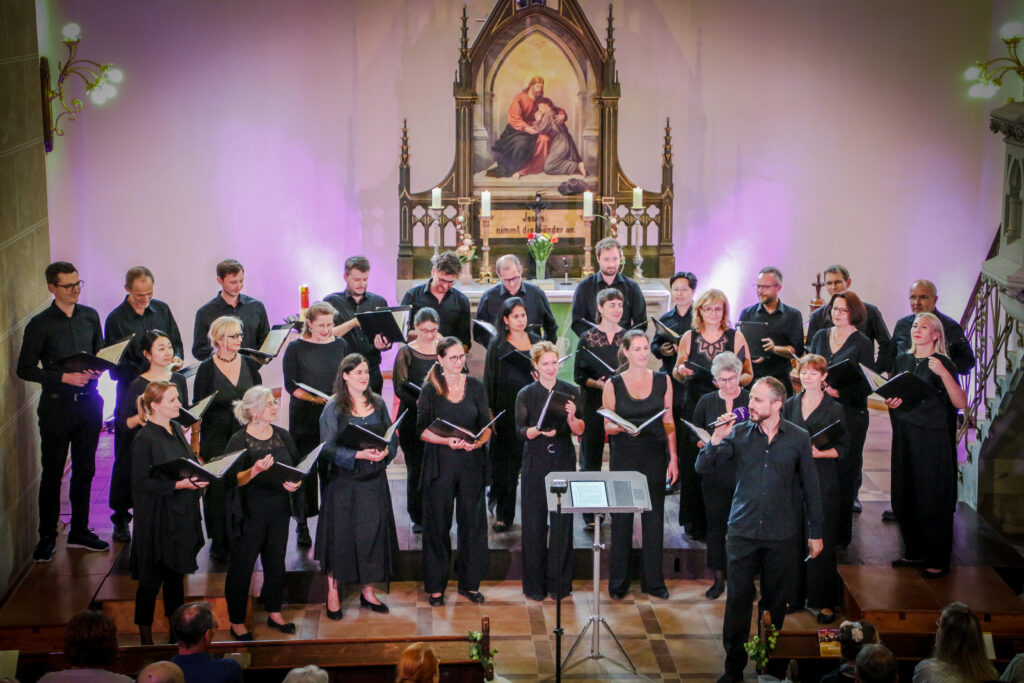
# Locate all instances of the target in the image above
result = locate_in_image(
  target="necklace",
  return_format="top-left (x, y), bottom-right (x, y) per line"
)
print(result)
top-left (216, 352), bottom-right (237, 362)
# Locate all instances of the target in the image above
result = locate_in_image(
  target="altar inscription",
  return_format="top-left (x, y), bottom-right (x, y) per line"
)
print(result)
top-left (486, 209), bottom-right (587, 239)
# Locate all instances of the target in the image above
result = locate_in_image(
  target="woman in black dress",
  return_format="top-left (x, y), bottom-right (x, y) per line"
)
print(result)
top-left (223, 386), bottom-right (302, 640)
top-left (886, 313), bottom-right (966, 578)
top-left (690, 351), bottom-right (749, 599)
top-left (393, 307), bottom-right (440, 533)
top-left (515, 340), bottom-right (585, 601)
top-left (130, 381), bottom-right (208, 644)
top-left (673, 289), bottom-right (752, 539)
top-left (484, 296), bottom-right (542, 532)
top-left (115, 329), bottom-right (188, 543)
top-left (418, 337), bottom-right (494, 606)
top-left (193, 315), bottom-right (263, 561)
top-left (807, 291), bottom-right (875, 548)
top-left (603, 330), bottom-right (679, 599)
top-left (317, 353), bottom-right (399, 618)
top-left (573, 287), bottom-right (625, 529)
top-left (282, 301), bottom-right (348, 547)
top-left (652, 272), bottom-right (697, 494)
top-left (782, 354), bottom-right (848, 624)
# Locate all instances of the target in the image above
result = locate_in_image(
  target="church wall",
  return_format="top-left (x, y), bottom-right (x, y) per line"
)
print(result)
top-left (1, 0), bottom-right (50, 599)
top-left (34, 1), bottom-right (1005, 351)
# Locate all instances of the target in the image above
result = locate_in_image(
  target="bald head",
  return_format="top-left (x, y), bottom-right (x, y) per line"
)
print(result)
top-left (908, 279), bottom-right (937, 315)
top-left (137, 661), bottom-right (185, 683)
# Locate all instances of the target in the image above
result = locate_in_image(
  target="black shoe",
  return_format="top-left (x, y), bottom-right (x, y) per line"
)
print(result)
top-left (428, 594), bottom-right (445, 607)
top-left (411, 523), bottom-right (423, 534)
top-left (525, 592), bottom-right (547, 602)
top-left (33, 537), bottom-right (56, 563)
top-left (646, 588), bottom-right (670, 599)
top-left (609, 589), bottom-right (627, 600)
top-left (852, 499), bottom-right (863, 513)
top-left (112, 522), bottom-right (131, 543)
top-left (817, 609), bottom-right (836, 624)
top-left (360, 594), bottom-right (390, 613)
top-left (67, 529), bottom-right (109, 552)
top-left (705, 580), bottom-right (725, 600)
top-left (458, 588), bottom-right (485, 604)
top-left (210, 546), bottom-right (230, 562)
top-left (717, 672), bottom-right (743, 683)
top-left (266, 616), bottom-right (296, 633)
top-left (881, 509), bottom-right (897, 522)
top-left (920, 567), bottom-right (950, 579)
top-left (229, 626), bottom-right (254, 641)
top-left (492, 521), bottom-right (510, 533)
top-left (325, 602), bottom-right (344, 620)
top-left (891, 557), bottom-right (924, 568)
top-left (296, 525), bottom-right (312, 547)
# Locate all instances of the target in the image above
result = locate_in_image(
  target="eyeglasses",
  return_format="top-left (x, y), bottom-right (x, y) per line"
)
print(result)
top-left (226, 333), bottom-right (244, 340)
top-left (417, 326), bottom-right (440, 335)
top-left (444, 354), bottom-right (467, 362)
top-left (54, 280), bottom-right (84, 291)
top-left (832, 307), bottom-right (850, 316)
top-left (436, 276), bottom-right (456, 287)
top-left (715, 375), bottom-right (739, 384)
top-left (754, 284), bottom-right (779, 291)
top-left (701, 306), bottom-right (724, 314)
top-left (501, 275), bottom-right (522, 285)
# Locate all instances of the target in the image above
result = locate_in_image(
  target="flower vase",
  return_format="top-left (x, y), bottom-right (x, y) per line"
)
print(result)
top-left (459, 260), bottom-right (473, 285)
top-left (534, 258), bottom-right (547, 280)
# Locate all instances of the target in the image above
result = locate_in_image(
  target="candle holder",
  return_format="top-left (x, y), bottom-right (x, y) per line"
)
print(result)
top-left (428, 206), bottom-right (442, 261)
top-left (581, 215), bottom-right (595, 276)
top-left (630, 208), bottom-right (647, 283)
top-left (478, 216), bottom-right (494, 284)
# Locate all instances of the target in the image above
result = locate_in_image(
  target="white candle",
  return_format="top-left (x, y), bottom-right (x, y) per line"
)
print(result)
top-left (583, 191), bottom-right (593, 218)
top-left (431, 187), bottom-right (442, 210)
top-left (632, 187), bottom-right (643, 209)
top-left (481, 191), bottom-right (491, 217)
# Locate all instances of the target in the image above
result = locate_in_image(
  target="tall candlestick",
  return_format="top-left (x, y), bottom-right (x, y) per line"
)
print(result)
top-left (632, 187), bottom-right (643, 209)
top-left (431, 187), bottom-right (442, 209)
top-left (583, 191), bottom-right (593, 217)
top-left (481, 190), bottom-right (491, 218)
top-left (299, 284), bottom-right (309, 310)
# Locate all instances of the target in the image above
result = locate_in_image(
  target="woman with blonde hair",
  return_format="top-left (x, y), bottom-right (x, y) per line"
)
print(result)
top-left (914, 602), bottom-right (998, 682)
top-left (222, 386), bottom-right (301, 640)
top-left (887, 313), bottom-right (967, 579)
top-left (396, 642), bottom-right (440, 683)
top-left (193, 315), bottom-right (263, 561)
top-left (672, 289), bottom-right (752, 539)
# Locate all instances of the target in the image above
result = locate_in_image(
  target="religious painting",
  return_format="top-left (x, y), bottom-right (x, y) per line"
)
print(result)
top-left (472, 28), bottom-right (599, 197)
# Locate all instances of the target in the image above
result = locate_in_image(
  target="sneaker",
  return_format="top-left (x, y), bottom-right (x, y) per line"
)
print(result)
top-left (112, 522), bottom-right (131, 543)
top-left (33, 537), bottom-right (56, 563)
top-left (67, 529), bottom-right (110, 552)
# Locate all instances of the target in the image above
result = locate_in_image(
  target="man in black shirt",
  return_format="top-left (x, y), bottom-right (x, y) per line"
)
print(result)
top-left (192, 259), bottom-right (270, 360)
top-left (16, 262), bottom-right (111, 561)
top-left (888, 279), bottom-right (975, 375)
top-left (696, 377), bottom-right (823, 683)
top-left (476, 254), bottom-right (558, 341)
top-left (806, 264), bottom-right (892, 367)
top-left (569, 237), bottom-right (647, 336)
top-left (738, 266), bottom-right (804, 397)
top-left (324, 255), bottom-right (391, 394)
top-left (400, 251), bottom-right (471, 348)
top-left (104, 266), bottom-right (185, 542)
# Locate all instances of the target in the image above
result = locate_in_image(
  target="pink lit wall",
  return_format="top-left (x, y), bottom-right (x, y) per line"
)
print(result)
top-left (38, 0), bottom-right (1006, 355)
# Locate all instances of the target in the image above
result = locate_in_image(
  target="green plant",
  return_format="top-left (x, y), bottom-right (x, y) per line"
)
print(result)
top-left (743, 622), bottom-right (779, 670)
top-left (526, 232), bottom-right (557, 262)
top-left (467, 629), bottom-right (497, 672)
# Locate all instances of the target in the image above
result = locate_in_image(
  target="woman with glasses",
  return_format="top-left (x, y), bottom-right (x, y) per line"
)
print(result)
top-left (483, 296), bottom-right (542, 533)
top-left (282, 301), bottom-right (348, 547)
top-left (223, 386), bottom-right (302, 640)
top-left (418, 337), bottom-right (493, 606)
top-left (394, 308), bottom-right (441, 533)
top-left (807, 291), bottom-right (874, 548)
top-left (690, 351), bottom-right (749, 600)
top-left (193, 315), bottom-right (263, 561)
top-left (672, 289), bottom-right (752, 539)
top-left (317, 353), bottom-right (400, 618)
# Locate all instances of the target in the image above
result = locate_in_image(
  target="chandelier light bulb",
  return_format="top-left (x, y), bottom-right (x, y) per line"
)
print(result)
top-left (89, 89), bottom-right (107, 105)
top-left (62, 22), bottom-right (81, 41)
top-left (964, 66), bottom-right (982, 81)
top-left (106, 67), bottom-right (123, 84)
top-left (1000, 21), bottom-right (1023, 40)
top-left (100, 82), bottom-right (116, 98)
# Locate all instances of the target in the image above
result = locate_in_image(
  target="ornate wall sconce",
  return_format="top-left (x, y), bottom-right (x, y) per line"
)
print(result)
top-left (39, 23), bottom-right (123, 153)
top-left (964, 21), bottom-right (1024, 101)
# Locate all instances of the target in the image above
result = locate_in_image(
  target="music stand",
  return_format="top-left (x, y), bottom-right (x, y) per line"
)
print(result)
top-left (544, 471), bottom-right (651, 675)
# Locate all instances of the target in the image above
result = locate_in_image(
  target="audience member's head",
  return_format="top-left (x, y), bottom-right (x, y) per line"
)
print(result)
top-left (837, 620), bottom-right (879, 664)
top-left (170, 602), bottom-right (216, 652)
top-left (855, 644), bottom-right (898, 683)
top-left (934, 602), bottom-right (998, 681)
top-left (137, 661), bottom-right (185, 683)
top-left (396, 642), bottom-right (440, 683)
top-left (63, 610), bottom-right (119, 669)
top-left (282, 665), bottom-right (329, 683)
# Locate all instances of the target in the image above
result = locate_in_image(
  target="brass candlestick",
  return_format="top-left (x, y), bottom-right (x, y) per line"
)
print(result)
top-left (478, 216), bottom-right (494, 284)
top-left (581, 215), bottom-right (595, 276)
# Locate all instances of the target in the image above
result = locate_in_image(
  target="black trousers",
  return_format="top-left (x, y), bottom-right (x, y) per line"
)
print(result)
top-left (422, 450), bottom-right (489, 594)
top-left (290, 430), bottom-right (321, 524)
top-left (702, 478), bottom-right (734, 571)
top-left (203, 481), bottom-right (229, 554)
top-left (225, 507), bottom-right (289, 623)
top-left (891, 421), bottom-right (955, 570)
top-left (37, 391), bottom-right (102, 538)
top-left (837, 406), bottom-right (868, 547)
top-left (135, 565), bottom-right (185, 626)
top-left (399, 421), bottom-right (424, 525)
top-left (520, 442), bottom-right (574, 598)
top-left (723, 534), bottom-right (798, 677)
top-left (677, 430), bottom-right (706, 535)
top-left (806, 460), bottom-right (840, 609)
top-left (109, 425), bottom-right (134, 524)
top-left (608, 439), bottom-right (668, 595)
top-left (489, 412), bottom-right (524, 525)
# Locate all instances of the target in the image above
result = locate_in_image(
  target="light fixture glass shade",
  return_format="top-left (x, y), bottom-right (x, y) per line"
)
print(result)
top-left (1000, 21), bottom-right (1023, 40)
top-left (106, 67), bottom-right (123, 84)
top-left (62, 23), bottom-right (81, 41)
top-left (964, 66), bottom-right (982, 80)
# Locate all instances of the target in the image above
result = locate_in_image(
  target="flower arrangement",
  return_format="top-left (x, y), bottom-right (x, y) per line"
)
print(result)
top-left (744, 622), bottom-right (779, 670)
top-left (526, 231), bottom-right (558, 262)
top-left (467, 629), bottom-right (497, 675)
top-left (454, 215), bottom-right (476, 263)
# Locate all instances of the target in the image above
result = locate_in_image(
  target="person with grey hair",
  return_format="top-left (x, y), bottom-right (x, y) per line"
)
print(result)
top-left (856, 644), bottom-right (898, 683)
top-left (697, 377), bottom-right (823, 683)
top-left (170, 602), bottom-right (242, 683)
top-left (738, 266), bottom-right (804, 397)
top-left (476, 254), bottom-right (558, 341)
top-left (401, 251), bottom-right (471, 348)
top-left (690, 351), bottom-right (750, 600)
top-left (222, 386), bottom-right (301, 640)
top-left (282, 665), bottom-right (329, 683)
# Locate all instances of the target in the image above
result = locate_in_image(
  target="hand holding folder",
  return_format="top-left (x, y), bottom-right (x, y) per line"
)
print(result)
top-left (59, 335), bottom-right (133, 374)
